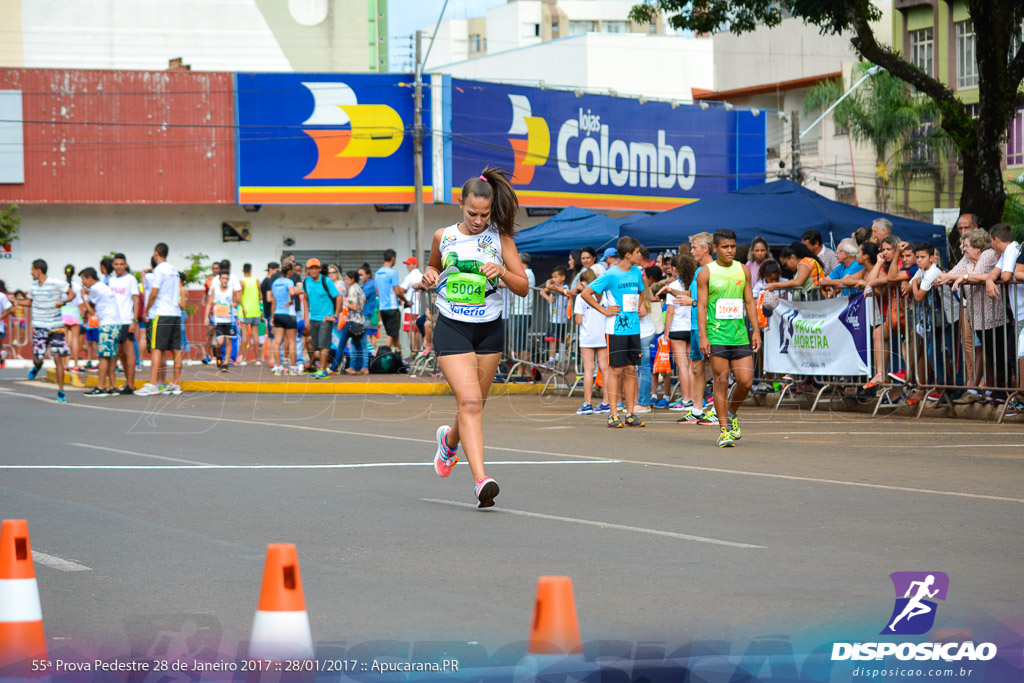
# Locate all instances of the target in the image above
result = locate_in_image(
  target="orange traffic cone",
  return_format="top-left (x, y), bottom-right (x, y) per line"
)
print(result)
top-left (249, 543), bottom-right (313, 660)
top-left (0, 519), bottom-right (47, 669)
top-left (527, 576), bottom-right (582, 656)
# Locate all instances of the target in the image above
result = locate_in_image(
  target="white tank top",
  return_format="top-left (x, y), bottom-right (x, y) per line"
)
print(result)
top-left (212, 285), bottom-right (234, 324)
top-left (435, 223), bottom-right (504, 323)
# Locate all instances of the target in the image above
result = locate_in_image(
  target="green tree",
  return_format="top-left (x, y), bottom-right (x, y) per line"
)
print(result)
top-left (630, 0), bottom-right (1024, 230)
top-left (803, 63), bottom-right (951, 213)
top-left (1002, 174), bottom-right (1024, 243)
top-left (0, 204), bottom-right (20, 248)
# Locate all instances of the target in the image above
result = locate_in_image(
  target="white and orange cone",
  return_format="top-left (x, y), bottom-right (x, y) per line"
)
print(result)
top-left (0, 519), bottom-right (47, 669)
top-left (249, 543), bottom-right (313, 660)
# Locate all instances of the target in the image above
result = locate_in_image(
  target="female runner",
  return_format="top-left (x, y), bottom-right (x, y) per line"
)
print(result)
top-left (420, 168), bottom-right (530, 508)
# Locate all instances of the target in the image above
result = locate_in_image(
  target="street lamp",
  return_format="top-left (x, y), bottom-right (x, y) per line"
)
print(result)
top-left (800, 65), bottom-right (883, 139)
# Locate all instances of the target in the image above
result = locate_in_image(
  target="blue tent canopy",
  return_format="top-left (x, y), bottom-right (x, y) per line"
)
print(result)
top-left (515, 207), bottom-right (650, 256)
top-left (620, 180), bottom-right (946, 252)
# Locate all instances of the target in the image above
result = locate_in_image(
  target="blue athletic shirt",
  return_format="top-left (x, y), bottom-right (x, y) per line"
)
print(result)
top-left (374, 265), bottom-right (400, 311)
top-left (271, 277), bottom-right (295, 316)
top-left (303, 275), bottom-right (340, 321)
top-left (589, 265), bottom-right (644, 336)
top-left (690, 265), bottom-right (704, 332)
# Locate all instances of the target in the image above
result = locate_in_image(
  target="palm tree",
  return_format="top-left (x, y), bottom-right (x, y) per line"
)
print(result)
top-left (804, 62), bottom-right (951, 213)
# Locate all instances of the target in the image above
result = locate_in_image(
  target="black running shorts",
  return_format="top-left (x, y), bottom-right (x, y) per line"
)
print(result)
top-left (608, 333), bottom-right (642, 368)
top-left (149, 316), bottom-right (181, 352)
top-left (380, 309), bottom-right (401, 338)
top-left (708, 344), bottom-right (753, 361)
top-left (434, 315), bottom-right (503, 356)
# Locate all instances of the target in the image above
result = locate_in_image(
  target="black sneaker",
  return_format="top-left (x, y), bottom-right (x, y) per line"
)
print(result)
top-left (105, 388), bottom-right (117, 397)
top-left (83, 387), bottom-right (109, 398)
top-left (117, 385), bottom-right (134, 396)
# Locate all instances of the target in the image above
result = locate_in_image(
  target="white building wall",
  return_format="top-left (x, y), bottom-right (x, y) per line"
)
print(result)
top-left (486, 2), bottom-right (545, 55)
top-left (432, 33), bottom-right (713, 101)
top-left (0, 204), bottom-right (552, 291)
top-left (2, 0), bottom-right (378, 72)
top-left (421, 19), bottom-right (469, 69)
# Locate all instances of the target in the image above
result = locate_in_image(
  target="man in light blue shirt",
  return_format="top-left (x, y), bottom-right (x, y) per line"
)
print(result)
top-left (819, 238), bottom-right (864, 296)
top-left (374, 249), bottom-right (405, 352)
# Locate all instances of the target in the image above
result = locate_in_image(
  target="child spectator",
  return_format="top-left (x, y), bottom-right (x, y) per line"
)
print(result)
top-left (634, 264), bottom-right (663, 413)
top-left (573, 268), bottom-right (609, 414)
top-left (540, 265), bottom-right (569, 366)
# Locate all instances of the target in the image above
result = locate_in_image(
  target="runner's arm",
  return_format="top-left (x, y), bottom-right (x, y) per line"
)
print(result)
top-left (696, 268), bottom-right (711, 355)
top-left (420, 229), bottom-right (446, 289)
top-left (488, 235), bottom-right (530, 297)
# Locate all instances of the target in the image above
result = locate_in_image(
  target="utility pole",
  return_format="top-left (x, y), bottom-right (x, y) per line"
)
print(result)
top-left (790, 110), bottom-right (802, 184)
top-left (413, 30), bottom-right (425, 267)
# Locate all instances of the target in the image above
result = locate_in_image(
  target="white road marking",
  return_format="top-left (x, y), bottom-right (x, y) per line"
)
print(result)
top-left (2, 389), bottom-right (1020, 503)
top-left (421, 499), bottom-right (765, 549)
top-left (0, 460), bottom-right (620, 470)
top-left (69, 442), bottom-right (215, 466)
top-left (31, 552), bottom-right (91, 572)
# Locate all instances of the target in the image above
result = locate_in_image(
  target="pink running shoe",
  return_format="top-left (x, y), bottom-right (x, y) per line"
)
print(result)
top-left (433, 425), bottom-right (459, 477)
top-left (474, 477), bottom-right (500, 508)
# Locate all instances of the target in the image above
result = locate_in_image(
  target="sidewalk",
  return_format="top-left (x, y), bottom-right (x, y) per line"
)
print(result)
top-left (42, 363), bottom-right (546, 396)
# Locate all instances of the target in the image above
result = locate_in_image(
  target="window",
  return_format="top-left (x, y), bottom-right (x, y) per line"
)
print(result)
top-left (1008, 106), bottom-right (1024, 166)
top-left (522, 22), bottom-right (540, 38)
top-left (910, 28), bottom-right (934, 77)
top-left (649, 21), bottom-right (657, 33)
top-left (551, 21), bottom-right (559, 37)
top-left (956, 21), bottom-right (978, 88)
top-left (1012, 22), bottom-right (1024, 63)
top-left (569, 20), bottom-right (596, 35)
top-left (469, 34), bottom-right (481, 52)
top-left (602, 21), bottom-right (628, 33)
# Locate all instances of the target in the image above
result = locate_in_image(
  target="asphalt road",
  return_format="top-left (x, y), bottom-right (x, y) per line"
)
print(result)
top-left (1, 371), bottom-right (1022, 666)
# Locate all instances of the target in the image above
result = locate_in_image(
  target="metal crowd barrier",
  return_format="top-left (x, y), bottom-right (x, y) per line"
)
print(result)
top-left (755, 280), bottom-right (1023, 424)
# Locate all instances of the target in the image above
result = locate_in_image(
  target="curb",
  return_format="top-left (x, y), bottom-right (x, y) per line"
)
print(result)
top-left (43, 369), bottom-right (546, 396)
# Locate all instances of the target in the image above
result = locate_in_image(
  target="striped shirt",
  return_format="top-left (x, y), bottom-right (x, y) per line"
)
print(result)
top-left (29, 278), bottom-right (70, 330)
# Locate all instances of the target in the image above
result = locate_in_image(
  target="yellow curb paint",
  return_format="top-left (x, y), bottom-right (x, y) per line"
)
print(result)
top-left (44, 370), bottom-right (544, 396)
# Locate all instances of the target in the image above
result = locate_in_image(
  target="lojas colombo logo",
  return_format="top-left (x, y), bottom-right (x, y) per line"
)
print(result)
top-left (832, 572), bottom-right (997, 662)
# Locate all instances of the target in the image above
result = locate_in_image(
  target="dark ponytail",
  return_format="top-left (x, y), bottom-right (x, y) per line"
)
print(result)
top-left (461, 167), bottom-right (519, 237)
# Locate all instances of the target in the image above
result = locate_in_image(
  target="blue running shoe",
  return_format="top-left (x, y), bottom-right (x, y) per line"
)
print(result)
top-left (594, 403), bottom-right (612, 414)
top-left (56, 390), bottom-right (66, 403)
top-left (654, 397), bottom-right (670, 409)
top-left (576, 403), bottom-right (594, 415)
top-left (28, 366), bottom-right (39, 381)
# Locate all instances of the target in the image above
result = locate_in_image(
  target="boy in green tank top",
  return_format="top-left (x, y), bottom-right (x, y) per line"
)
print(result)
top-left (696, 229), bottom-right (761, 447)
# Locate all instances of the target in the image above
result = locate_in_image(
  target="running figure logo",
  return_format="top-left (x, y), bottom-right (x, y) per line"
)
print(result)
top-left (881, 571), bottom-right (949, 635)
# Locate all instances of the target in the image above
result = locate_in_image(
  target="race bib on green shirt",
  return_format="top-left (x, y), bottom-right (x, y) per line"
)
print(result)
top-left (446, 272), bottom-right (486, 306)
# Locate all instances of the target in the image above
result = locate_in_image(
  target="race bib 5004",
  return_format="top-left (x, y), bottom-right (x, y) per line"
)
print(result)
top-left (446, 272), bottom-right (485, 306)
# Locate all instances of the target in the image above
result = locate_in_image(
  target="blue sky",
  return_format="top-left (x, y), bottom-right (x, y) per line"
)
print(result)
top-left (388, 0), bottom-right (506, 71)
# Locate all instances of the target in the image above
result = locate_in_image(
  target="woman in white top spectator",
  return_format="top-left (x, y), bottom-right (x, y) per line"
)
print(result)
top-left (937, 228), bottom-right (1009, 403)
top-left (746, 237), bottom-right (770, 285)
top-left (573, 268), bottom-right (609, 415)
top-left (664, 254), bottom-right (697, 411)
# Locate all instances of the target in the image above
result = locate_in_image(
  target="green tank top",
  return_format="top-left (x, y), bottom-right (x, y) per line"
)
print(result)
top-left (706, 260), bottom-right (749, 346)
top-left (239, 276), bottom-right (261, 317)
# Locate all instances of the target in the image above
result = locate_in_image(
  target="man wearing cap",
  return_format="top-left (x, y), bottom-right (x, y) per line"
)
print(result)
top-left (374, 249), bottom-right (405, 353)
top-left (301, 258), bottom-right (341, 379)
top-left (400, 255), bottom-right (424, 354)
top-left (600, 247), bottom-right (620, 272)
